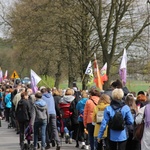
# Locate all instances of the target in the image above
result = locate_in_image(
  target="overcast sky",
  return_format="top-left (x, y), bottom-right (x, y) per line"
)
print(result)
top-left (0, 0), bottom-right (149, 38)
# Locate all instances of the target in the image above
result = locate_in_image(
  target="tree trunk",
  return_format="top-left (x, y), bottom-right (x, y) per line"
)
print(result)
top-left (54, 61), bottom-right (61, 89)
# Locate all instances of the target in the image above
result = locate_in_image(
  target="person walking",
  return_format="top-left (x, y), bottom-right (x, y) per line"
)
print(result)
top-left (125, 94), bottom-right (141, 150)
top-left (76, 90), bottom-right (89, 149)
top-left (135, 102), bottom-right (150, 150)
top-left (31, 92), bottom-right (48, 150)
top-left (92, 94), bottom-right (110, 150)
top-left (16, 92), bottom-right (31, 149)
top-left (41, 87), bottom-right (61, 150)
top-left (84, 89), bottom-right (101, 150)
top-left (97, 88), bottom-right (134, 150)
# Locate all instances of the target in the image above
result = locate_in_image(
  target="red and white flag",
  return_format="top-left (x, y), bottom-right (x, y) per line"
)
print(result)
top-left (3, 70), bottom-right (8, 79)
top-left (100, 63), bottom-right (108, 84)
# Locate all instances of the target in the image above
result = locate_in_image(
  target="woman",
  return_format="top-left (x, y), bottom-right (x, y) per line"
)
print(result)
top-left (92, 94), bottom-right (110, 150)
top-left (84, 89), bottom-right (101, 150)
top-left (76, 90), bottom-right (89, 149)
top-left (16, 92), bottom-right (31, 149)
top-left (4, 89), bottom-right (12, 122)
top-left (125, 94), bottom-right (141, 150)
top-left (135, 102), bottom-right (150, 150)
top-left (31, 92), bottom-right (48, 150)
top-left (59, 88), bottom-right (75, 144)
top-left (136, 93), bottom-right (148, 110)
top-left (97, 88), bottom-right (134, 150)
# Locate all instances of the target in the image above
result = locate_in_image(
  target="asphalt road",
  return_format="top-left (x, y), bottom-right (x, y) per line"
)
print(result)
top-left (0, 120), bottom-right (79, 150)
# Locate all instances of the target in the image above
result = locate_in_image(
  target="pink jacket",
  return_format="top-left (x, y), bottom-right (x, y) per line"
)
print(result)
top-left (83, 96), bottom-right (99, 127)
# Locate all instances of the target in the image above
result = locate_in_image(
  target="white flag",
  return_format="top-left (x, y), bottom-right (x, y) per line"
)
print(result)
top-left (30, 69), bottom-right (42, 93)
top-left (85, 61), bottom-right (93, 76)
top-left (119, 49), bottom-right (127, 85)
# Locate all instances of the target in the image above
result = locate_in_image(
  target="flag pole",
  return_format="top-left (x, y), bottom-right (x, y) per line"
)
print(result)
top-left (81, 74), bottom-right (86, 83)
top-left (40, 79), bottom-right (51, 88)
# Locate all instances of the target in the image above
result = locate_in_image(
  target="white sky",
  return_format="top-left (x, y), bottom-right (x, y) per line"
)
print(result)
top-left (0, 0), bottom-right (149, 38)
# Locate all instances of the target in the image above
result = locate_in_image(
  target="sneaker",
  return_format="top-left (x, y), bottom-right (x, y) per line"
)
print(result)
top-left (85, 145), bottom-right (89, 150)
top-left (51, 140), bottom-right (55, 147)
top-left (41, 147), bottom-right (45, 150)
top-left (65, 134), bottom-right (70, 144)
top-left (16, 131), bottom-right (20, 134)
top-left (37, 143), bottom-right (40, 149)
top-left (56, 145), bottom-right (60, 150)
top-left (81, 145), bottom-right (85, 149)
top-left (69, 138), bottom-right (72, 144)
top-left (45, 144), bottom-right (51, 149)
top-left (75, 143), bottom-right (79, 148)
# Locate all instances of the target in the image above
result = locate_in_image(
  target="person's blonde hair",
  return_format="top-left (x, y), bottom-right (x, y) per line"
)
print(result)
top-left (52, 89), bottom-right (60, 96)
top-left (98, 94), bottom-right (111, 104)
top-left (112, 88), bottom-right (124, 100)
top-left (81, 90), bottom-right (88, 98)
top-left (65, 88), bottom-right (74, 95)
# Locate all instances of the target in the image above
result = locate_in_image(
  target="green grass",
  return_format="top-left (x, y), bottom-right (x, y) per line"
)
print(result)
top-left (38, 76), bottom-right (150, 94)
top-left (127, 80), bottom-right (150, 94)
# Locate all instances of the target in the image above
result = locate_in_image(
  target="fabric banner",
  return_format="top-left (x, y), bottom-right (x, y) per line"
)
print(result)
top-left (93, 56), bottom-right (103, 90)
top-left (85, 61), bottom-right (93, 76)
top-left (100, 63), bottom-right (108, 83)
top-left (0, 69), bottom-right (3, 83)
top-left (3, 70), bottom-right (8, 79)
top-left (119, 49), bottom-right (127, 85)
top-left (30, 69), bottom-right (41, 93)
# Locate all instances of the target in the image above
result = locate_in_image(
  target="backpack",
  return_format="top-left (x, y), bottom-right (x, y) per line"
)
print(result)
top-left (96, 109), bottom-right (104, 124)
top-left (109, 106), bottom-right (125, 130)
top-left (16, 100), bottom-right (29, 122)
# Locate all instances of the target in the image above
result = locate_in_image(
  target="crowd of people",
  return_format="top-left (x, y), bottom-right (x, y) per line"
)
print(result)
top-left (0, 79), bottom-right (150, 150)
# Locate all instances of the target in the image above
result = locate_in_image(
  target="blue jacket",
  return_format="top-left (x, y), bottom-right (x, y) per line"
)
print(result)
top-left (98, 100), bottom-right (134, 142)
top-left (76, 98), bottom-right (88, 122)
top-left (42, 93), bottom-right (56, 115)
top-left (5, 93), bottom-right (12, 108)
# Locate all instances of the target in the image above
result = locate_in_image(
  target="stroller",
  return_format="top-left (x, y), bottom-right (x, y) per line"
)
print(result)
top-left (21, 124), bottom-right (33, 150)
top-left (22, 124), bottom-right (42, 150)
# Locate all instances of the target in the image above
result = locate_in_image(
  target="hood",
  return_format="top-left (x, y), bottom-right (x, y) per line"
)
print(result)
top-left (80, 98), bottom-right (88, 104)
top-left (110, 99), bottom-right (125, 110)
top-left (35, 99), bottom-right (47, 107)
top-left (43, 93), bottom-right (52, 98)
top-left (97, 103), bottom-right (109, 110)
top-left (59, 95), bottom-right (75, 104)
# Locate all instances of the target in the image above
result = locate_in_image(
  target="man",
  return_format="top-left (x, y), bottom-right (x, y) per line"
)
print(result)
top-left (41, 87), bottom-right (60, 150)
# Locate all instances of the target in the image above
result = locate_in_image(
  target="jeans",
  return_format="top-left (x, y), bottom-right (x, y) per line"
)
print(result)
top-left (46, 114), bottom-right (60, 146)
top-left (19, 121), bottom-right (29, 145)
top-left (34, 119), bottom-right (47, 148)
top-left (87, 123), bottom-right (95, 150)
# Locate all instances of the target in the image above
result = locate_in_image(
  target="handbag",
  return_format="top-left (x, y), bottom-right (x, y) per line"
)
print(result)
top-left (96, 109), bottom-right (104, 124)
top-left (133, 113), bottom-right (145, 141)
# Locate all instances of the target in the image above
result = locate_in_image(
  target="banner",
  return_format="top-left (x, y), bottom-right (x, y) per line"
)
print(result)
top-left (30, 69), bottom-right (41, 93)
top-left (0, 69), bottom-right (3, 83)
top-left (101, 63), bottom-right (108, 83)
top-left (3, 70), bottom-right (8, 79)
top-left (119, 49), bottom-right (127, 85)
top-left (85, 61), bottom-right (93, 76)
top-left (94, 54), bottom-right (103, 90)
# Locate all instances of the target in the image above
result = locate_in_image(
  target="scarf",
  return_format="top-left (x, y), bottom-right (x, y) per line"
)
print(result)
top-left (145, 104), bottom-right (150, 128)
